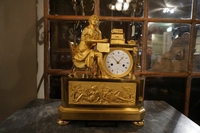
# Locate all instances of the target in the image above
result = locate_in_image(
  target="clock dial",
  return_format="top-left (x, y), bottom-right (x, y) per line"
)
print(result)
top-left (103, 48), bottom-right (133, 78)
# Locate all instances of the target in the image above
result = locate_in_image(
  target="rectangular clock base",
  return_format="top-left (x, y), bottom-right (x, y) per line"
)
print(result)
top-left (58, 77), bottom-right (146, 123)
top-left (58, 106), bottom-right (145, 121)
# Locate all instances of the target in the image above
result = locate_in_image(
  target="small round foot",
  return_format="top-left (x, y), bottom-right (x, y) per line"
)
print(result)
top-left (132, 120), bottom-right (144, 126)
top-left (57, 119), bottom-right (70, 126)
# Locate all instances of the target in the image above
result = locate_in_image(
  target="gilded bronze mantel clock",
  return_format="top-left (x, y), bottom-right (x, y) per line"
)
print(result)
top-left (57, 15), bottom-right (146, 126)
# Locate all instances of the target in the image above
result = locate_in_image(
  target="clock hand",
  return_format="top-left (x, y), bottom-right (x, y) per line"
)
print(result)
top-left (117, 57), bottom-right (124, 63)
top-left (112, 56), bottom-right (118, 63)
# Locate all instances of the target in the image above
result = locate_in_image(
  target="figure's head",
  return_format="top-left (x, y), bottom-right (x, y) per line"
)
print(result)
top-left (181, 32), bottom-right (190, 44)
top-left (88, 15), bottom-right (99, 25)
top-left (147, 46), bottom-right (152, 56)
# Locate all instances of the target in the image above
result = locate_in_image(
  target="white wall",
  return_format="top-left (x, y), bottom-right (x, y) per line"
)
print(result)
top-left (0, 0), bottom-right (37, 122)
top-left (36, 0), bottom-right (44, 98)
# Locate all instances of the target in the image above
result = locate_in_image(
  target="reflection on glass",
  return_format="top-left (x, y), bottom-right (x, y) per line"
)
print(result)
top-left (101, 0), bottom-right (144, 17)
top-left (193, 25), bottom-right (200, 72)
top-left (197, 0), bottom-right (200, 19)
top-left (147, 22), bottom-right (191, 72)
top-left (49, 0), bottom-right (94, 16)
top-left (50, 20), bottom-right (88, 69)
top-left (148, 0), bottom-right (193, 19)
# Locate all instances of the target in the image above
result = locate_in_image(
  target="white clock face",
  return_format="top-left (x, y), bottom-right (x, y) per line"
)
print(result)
top-left (104, 49), bottom-right (133, 77)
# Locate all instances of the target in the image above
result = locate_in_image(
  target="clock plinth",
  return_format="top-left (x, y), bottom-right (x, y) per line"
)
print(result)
top-left (58, 77), bottom-right (145, 125)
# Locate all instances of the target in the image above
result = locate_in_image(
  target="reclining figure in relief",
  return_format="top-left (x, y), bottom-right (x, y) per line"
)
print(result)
top-left (68, 15), bottom-right (109, 78)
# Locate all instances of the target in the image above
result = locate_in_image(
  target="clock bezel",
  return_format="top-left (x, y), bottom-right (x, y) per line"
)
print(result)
top-left (103, 48), bottom-right (133, 78)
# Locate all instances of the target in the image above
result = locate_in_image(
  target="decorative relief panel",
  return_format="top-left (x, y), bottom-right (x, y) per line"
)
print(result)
top-left (68, 81), bottom-right (136, 105)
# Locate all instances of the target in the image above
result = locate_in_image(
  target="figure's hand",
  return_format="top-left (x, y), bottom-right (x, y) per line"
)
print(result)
top-left (91, 43), bottom-right (96, 47)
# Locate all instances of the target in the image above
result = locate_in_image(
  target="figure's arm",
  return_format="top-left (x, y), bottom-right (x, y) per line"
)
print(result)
top-left (86, 38), bottom-right (108, 44)
top-left (95, 28), bottom-right (102, 39)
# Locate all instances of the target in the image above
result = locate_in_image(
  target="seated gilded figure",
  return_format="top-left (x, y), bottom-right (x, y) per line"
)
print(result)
top-left (70, 15), bottom-right (109, 78)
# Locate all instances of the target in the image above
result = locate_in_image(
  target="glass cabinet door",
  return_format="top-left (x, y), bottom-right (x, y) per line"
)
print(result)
top-left (193, 24), bottom-right (200, 72)
top-left (197, 0), bottom-right (200, 20)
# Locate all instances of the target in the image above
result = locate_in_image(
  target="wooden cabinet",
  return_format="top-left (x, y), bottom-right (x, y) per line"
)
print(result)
top-left (44, 0), bottom-right (200, 120)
